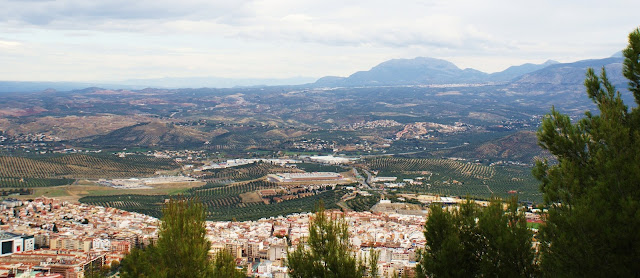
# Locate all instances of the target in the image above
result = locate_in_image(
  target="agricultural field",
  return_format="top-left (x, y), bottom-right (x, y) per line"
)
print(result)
top-left (0, 177), bottom-right (74, 188)
top-left (79, 180), bottom-right (345, 221)
top-left (363, 157), bottom-right (541, 202)
top-left (293, 162), bottom-right (349, 173)
top-left (195, 162), bottom-right (299, 183)
top-left (0, 153), bottom-right (178, 180)
top-left (346, 192), bottom-right (381, 212)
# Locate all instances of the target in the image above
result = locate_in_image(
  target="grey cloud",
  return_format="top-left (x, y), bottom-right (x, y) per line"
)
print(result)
top-left (0, 0), bottom-right (250, 25)
top-left (0, 0), bottom-right (507, 51)
top-left (0, 0), bottom-right (635, 61)
top-left (232, 18), bottom-right (501, 51)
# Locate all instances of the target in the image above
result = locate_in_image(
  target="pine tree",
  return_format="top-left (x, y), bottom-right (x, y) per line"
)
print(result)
top-left (416, 201), bottom-right (480, 278)
top-left (212, 249), bottom-right (244, 278)
top-left (477, 198), bottom-right (536, 277)
top-left (84, 264), bottom-right (110, 278)
top-left (366, 248), bottom-right (380, 278)
top-left (120, 198), bottom-right (217, 278)
top-left (120, 246), bottom-right (164, 278)
top-left (416, 198), bottom-right (536, 278)
top-left (533, 27), bottom-right (640, 277)
top-left (156, 199), bottom-right (213, 278)
top-left (286, 203), bottom-right (365, 278)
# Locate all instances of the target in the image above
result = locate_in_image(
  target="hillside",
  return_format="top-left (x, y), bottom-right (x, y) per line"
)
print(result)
top-left (313, 57), bottom-right (563, 87)
top-left (488, 60), bottom-right (559, 82)
top-left (441, 131), bottom-right (551, 164)
top-left (512, 57), bottom-right (625, 86)
top-left (80, 121), bottom-right (210, 148)
top-left (315, 57), bottom-right (488, 86)
top-left (0, 154), bottom-right (177, 179)
top-left (0, 115), bottom-right (151, 140)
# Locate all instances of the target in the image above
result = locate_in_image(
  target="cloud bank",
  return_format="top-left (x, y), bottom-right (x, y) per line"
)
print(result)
top-left (0, 0), bottom-right (637, 81)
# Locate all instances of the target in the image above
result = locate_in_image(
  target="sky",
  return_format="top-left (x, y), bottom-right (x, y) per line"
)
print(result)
top-left (0, 0), bottom-right (638, 82)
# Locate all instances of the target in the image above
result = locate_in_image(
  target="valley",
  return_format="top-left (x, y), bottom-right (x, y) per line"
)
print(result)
top-left (0, 55), bottom-right (625, 220)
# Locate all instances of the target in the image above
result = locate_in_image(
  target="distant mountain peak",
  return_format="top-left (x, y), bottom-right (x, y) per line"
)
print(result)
top-left (376, 56), bottom-right (458, 66)
top-left (311, 57), bottom-right (574, 87)
top-left (315, 56), bottom-right (488, 87)
top-left (512, 56), bottom-right (625, 86)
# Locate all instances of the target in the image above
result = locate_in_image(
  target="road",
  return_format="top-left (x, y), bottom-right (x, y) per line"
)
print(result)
top-left (351, 167), bottom-right (371, 190)
top-left (337, 191), bottom-right (357, 212)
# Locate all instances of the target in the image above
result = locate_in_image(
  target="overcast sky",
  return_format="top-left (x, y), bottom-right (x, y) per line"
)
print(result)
top-left (0, 0), bottom-right (638, 82)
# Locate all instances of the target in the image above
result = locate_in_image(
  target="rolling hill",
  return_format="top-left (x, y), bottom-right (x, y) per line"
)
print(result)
top-left (80, 121), bottom-right (210, 148)
top-left (441, 131), bottom-right (552, 164)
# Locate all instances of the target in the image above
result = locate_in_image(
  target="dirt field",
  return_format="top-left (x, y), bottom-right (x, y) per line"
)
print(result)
top-left (239, 191), bottom-right (263, 203)
top-left (18, 180), bottom-right (205, 203)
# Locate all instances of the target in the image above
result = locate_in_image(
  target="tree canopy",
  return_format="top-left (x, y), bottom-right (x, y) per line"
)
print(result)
top-left (156, 199), bottom-right (212, 277)
top-left (120, 198), bottom-right (244, 278)
top-left (212, 249), bottom-right (245, 278)
top-left (416, 198), bottom-right (536, 278)
top-left (286, 203), bottom-right (365, 278)
top-left (533, 27), bottom-right (640, 277)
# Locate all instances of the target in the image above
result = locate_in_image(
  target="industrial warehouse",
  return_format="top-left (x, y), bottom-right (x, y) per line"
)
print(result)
top-left (267, 172), bottom-right (344, 183)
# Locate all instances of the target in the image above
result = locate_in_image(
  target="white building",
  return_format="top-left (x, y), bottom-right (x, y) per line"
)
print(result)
top-left (268, 245), bottom-right (287, 261)
top-left (22, 235), bottom-right (34, 252)
top-left (268, 172), bottom-right (343, 182)
top-left (308, 155), bottom-right (352, 165)
top-left (92, 238), bottom-right (111, 251)
top-left (373, 177), bottom-right (397, 182)
top-left (257, 260), bottom-right (273, 274)
top-left (2, 199), bottom-right (23, 208)
top-left (0, 232), bottom-right (25, 256)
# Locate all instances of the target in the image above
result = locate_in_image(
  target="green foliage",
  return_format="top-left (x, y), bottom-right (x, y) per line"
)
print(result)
top-left (287, 204), bottom-right (365, 278)
top-left (120, 199), bottom-right (216, 278)
top-left (212, 250), bottom-right (245, 278)
top-left (417, 201), bottom-right (479, 278)
top-left (0, 153), bottom-right (176, 179)
top-left (533, 27), bottom-right (640, 277)
top-left (120, 246), bottom-right (164, 278)
top-left (478, 199), bottom-right (537, 277)
top-left (80, 182), bottom-right (344, 221)
top-left (365, 157), bottom-right (541, 202)
top-left (294, 162), bottom-right (349, 173)
top-left (417, 198), bottom-right (536, 278)
top-left (157, 199), bottom-right (212, 278)
top-left (0, 177), bottom-right (73, 188)
top-left (346, 192), bottom-right (380, 212)
top-left (110, 260), bottom-right (120, 272)
top-left (199, 161), bottom-right (295, 182)
top-left (366, 248), bottom-right (380, 278)
top-left (84, 265), bottom-right (110, 278)
top-left (623, 28), bottom-right (640, 104)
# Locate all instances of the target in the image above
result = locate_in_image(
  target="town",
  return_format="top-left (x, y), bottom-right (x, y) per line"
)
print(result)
top-left (0, 197), bottom-right (426, 277)
top-left (0, 193), bottom-right (544, 278)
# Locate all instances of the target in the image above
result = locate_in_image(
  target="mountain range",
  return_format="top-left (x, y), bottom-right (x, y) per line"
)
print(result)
top-left (0, 54), bottom-right (626, 92)
top-left (0, 76), bottom-right (316, 93)
top-left (313, 56), bottom-right (624, 87)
